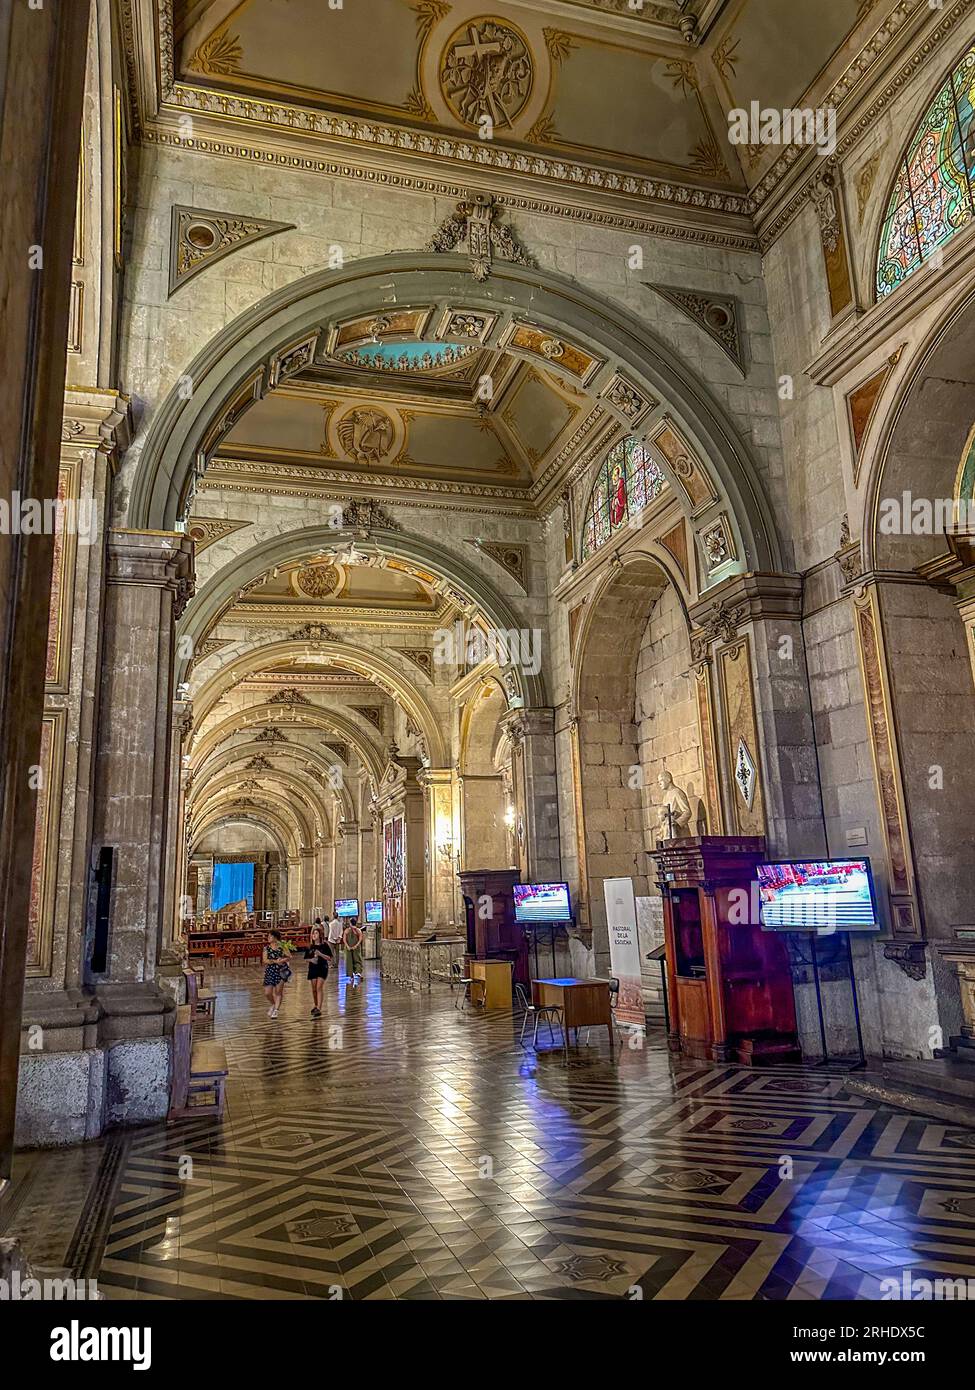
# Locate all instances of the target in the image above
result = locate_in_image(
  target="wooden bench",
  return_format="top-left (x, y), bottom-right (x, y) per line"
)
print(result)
top-left (183, 967), bottom-right (216, 1020)
top-left (169, 1006), bottom-right (228, 1120)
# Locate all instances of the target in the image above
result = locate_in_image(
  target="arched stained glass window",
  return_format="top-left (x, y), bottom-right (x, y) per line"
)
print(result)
top-left (581, 437), bottom-right (666, 559)
top-left (877, 42), bottom-right (975, 299)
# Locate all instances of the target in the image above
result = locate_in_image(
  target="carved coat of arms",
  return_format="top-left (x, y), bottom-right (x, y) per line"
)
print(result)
top-left (337, 408), bottom-right (394, 464)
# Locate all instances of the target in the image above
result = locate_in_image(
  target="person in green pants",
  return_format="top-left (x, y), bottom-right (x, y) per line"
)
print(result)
top-left (343, 919), bottom-right (364, 986)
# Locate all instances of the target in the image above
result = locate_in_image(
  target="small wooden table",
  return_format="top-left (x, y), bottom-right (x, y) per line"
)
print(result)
top-left (531, 977), bottom-right (613, 1056)
top-left (469, 959), bottom-right (512, 1009)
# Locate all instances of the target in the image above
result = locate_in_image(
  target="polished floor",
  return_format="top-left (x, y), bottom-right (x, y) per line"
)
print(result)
top-left (5, 962), bottom-right (975, 1300)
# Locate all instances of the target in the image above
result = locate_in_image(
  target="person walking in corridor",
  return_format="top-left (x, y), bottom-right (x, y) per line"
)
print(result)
top-left (344, 918), bottom-right (364, 986)
top-left (305, 923), bottom-right (333, 1017)
top-left (327, 909), bottom-right (344, 979)
top-left (262, 929), bottom-right (289, 1019)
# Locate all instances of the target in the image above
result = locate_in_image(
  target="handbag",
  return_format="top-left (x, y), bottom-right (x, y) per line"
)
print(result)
top-left (278, 961), bottom-right (293, 982)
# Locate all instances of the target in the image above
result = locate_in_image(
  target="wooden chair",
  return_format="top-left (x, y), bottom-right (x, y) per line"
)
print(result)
top-left (182, 967), bottom-right (216, 1020)
top-left (169, 1006), bottom-right (228, 1120)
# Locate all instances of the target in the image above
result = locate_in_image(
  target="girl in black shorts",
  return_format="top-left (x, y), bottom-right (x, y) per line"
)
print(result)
top-left (305, 924), bottom-right (333, 1018)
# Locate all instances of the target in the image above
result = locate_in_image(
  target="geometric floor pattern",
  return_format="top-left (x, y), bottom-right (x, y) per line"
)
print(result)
top-left (11, 963), bottom-right (975, 1299)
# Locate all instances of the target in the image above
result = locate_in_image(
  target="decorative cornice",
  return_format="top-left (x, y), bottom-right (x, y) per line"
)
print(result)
top-left (206, 456), bottom-right (536, 508)
top-left (140, 126), bottom-right (759, 251)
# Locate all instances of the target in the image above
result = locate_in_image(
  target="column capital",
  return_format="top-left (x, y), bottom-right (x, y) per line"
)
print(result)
top-left (62, 387), bottom-right (132, 465)
top-left (688, 571), bottom-right (802, 659)
top-left (500, 706), bottom-right (555, 744)
top-left (416, 765), bottom-right (454, 790)
top-left (107, 529), bottom-right (195, 617)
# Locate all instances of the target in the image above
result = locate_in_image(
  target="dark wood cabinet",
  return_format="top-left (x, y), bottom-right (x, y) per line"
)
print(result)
top-left (457, 867), bottom-right (528, 986)
top-left (651, 836), bottom-right (800, 1065)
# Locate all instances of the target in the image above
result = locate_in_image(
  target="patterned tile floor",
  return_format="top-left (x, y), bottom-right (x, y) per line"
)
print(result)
top-left (8, 963), bottom-right (975, 1300)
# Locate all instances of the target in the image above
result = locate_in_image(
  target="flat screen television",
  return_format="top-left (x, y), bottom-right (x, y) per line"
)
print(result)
top-left (758, 859), bottom-right (880, 933)
top-left (513, 882), bottom-right (572, 924)
top-left (334, 898), bottom-right (359, 918)
top-left (364, 900), bottom-right (383, 924)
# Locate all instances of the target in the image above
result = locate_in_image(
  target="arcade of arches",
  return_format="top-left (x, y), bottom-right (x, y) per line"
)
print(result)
top-left (3, 0), bottom-right (975, 1304)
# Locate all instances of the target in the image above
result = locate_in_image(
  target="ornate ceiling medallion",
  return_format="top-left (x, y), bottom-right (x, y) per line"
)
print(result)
top-left (294, 563), bottom-right (342, 600)
top-left (439, 19), bottom-right (534, 131)
top-left (336, 407), bottom-right (396, 465)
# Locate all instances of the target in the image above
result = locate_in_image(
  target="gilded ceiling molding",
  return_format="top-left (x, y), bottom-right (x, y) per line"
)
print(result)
top-left (143, 127), bottom-right (757, 250)
top-left (646, 283), bottom-right (744, 372)
top-left (169, 205), bottom-right (294, 296)
top-left (206, 456), bottom-right (534, 507)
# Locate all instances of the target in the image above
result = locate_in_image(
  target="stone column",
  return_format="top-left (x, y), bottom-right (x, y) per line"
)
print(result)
top-left (157, 699), bottom-right (193, 1001)
top-left (418, 767), bottom-right (457, 927)
top-left (83, 530), bottom-right (193, 1122)
top-left (299, 846), bottom-right (315, 920)
top-left (500, 708), bottom-right (562, 883)
top-left (320, 839), bottom-right (334, 913)
top-left (19, 393), bottom-right (130, 1094)
top-left (287, 857), bottom-right (301, 910)
top-left (688, 574), bottom-right (825, 858)
top-left (197, 859), bottom-right (213, 915)
top-left (336, 821), bottom-right (359, 900)
top-left (358, 819), bottom-right (377, 908)
top-left (0, 0), bottom-right (90, 1176)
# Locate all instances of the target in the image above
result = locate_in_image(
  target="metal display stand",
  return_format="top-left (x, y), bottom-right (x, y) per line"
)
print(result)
top-left (785, 930), bottom-right (867, 1069)
top-left (525, 919), bottom-right (572, 979)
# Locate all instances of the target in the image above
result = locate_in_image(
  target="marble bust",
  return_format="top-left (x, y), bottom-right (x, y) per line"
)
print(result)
top-left (655, 770), bottom-right (692, 840)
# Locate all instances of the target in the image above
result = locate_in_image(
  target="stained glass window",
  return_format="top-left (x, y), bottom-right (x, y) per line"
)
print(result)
top-left (581, 437), bottom-right (666, 559)
top-left (877, 43), bottom-right (975, 299)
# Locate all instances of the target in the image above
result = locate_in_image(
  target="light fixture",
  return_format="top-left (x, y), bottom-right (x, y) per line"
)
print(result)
top-left (504, 804), bottom-right (516, 829)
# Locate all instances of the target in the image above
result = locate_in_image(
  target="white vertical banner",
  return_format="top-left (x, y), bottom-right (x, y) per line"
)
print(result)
top-left (604, 877), bottom-right (645, 1029)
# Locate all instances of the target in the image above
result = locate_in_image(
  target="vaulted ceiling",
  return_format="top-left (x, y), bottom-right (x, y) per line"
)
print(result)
top-left (168, 0), bottom-right (882, 197)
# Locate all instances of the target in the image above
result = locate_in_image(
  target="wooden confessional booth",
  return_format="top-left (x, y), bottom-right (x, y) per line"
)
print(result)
top-left (457, 867), bottom-right (529, 988)
top-left (651, 836), bottom-right (800, 1065)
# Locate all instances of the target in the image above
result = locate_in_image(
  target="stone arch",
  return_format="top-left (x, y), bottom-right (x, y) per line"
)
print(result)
top-left (126, 255), bottom-right (782, 574)
top-left (179, 522), bottom-right (548, 710)
top-left (190, 636), bottom-right (447, 767)
top-left (192, 780), bottom-right (315, 850)
top-left (193, 766), bottom-right (332, 843)
top-left (193, 737), bottom-right (354, 829)
top-left (571, 549), bottom-right (702, 978)
top-left (190, 702), bottom-right (385, 787)
top-left (458, 675), bottom-right (510, 870)
top-left (862, 282), bottom-right (975, 572)
top-left (191, 798), bottom-right (303, 859)
top-left (856, 284), bottom-right (975, 976)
